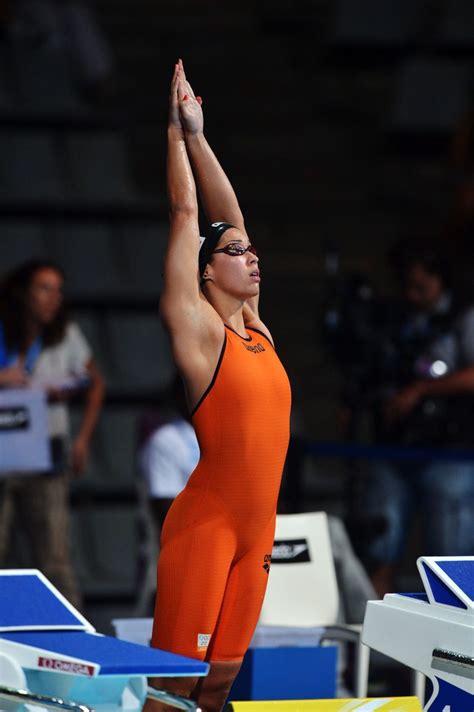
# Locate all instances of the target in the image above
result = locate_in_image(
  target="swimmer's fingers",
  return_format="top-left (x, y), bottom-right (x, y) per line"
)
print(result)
top-left (169, 62), bottom-right (182, 129)
top-left (179, 59), bottom-right (192, 92)
top-left (182, 82), bottom-right (202, 106)
top-left (179, 59), bottom-right (198, 100)
top-left (185, 79), bottom-right (197, 99)
top-left (170, 63), bottom-right (179, 96)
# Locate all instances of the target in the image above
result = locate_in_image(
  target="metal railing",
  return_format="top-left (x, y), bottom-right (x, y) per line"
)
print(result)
top-left (0, 686), bottom-right (94, 712)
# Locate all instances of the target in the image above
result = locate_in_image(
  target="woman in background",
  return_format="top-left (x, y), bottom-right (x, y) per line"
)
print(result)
top-left (0, 260), bottom-right (105, 609)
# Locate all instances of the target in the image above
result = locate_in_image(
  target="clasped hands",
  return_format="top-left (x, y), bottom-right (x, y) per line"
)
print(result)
top-left (169, 58), bottom-right (203, 136)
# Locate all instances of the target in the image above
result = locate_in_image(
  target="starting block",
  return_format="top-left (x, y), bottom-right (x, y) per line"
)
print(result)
top-left (363, 556), bottom-right (474, 712)
top-left (0, 569), bottom-right (208, 711)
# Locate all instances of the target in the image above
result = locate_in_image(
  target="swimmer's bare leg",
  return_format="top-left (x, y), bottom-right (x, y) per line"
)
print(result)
top-left (192, 660), bottom-right (242, 712)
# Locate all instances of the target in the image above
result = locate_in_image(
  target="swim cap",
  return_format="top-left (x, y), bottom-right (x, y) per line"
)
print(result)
top-left (199, 222), bottom-right (236, 277)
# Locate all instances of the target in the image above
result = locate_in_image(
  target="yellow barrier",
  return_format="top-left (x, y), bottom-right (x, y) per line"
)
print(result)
top-left (228, 698), bottom-right (422, 712)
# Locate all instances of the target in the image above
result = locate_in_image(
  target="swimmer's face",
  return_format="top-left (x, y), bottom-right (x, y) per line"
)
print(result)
top-left (205, 228), bottom-right (260, 298)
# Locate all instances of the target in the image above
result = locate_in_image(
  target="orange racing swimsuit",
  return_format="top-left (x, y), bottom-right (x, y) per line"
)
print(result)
top-left (151, 324), bottom-right (291, 662)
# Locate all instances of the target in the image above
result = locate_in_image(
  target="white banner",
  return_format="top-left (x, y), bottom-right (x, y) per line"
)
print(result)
top-left (0, 389), bottom-right (52, 476)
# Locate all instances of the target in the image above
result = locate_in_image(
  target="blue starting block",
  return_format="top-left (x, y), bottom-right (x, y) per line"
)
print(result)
top-left (362, 556), bottom-right (474, 712)
top-left (0, 569), bottom-right (208, 711)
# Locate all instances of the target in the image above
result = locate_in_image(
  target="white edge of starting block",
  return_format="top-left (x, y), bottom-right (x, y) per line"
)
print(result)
top-left (0, 636), bottom-right (101, 677)
top-left (417, 556), bottom-right (474, 613)
top-left (0, 569), bottom-right (94, 632)
top-left (381, 593), bottom-right (469, 625)
top-left (362, 596), bottom-right (474, 695)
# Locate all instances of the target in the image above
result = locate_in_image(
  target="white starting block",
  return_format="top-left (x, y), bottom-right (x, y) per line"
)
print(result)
top-left (362, 556), bottom-right (474, 712)
top-left (0, 570), bottom-right (208, 712)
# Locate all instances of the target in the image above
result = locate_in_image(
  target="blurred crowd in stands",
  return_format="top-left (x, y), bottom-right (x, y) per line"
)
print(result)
top-left (325, 112), bottom-right (474, 595)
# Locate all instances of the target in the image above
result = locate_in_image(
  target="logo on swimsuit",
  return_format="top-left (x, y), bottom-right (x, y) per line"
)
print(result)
top-left (263, 553), bottom-right (272, 574)
top-left (197, 633), bottom-right (211, 651)
top-left (242, 342), bottom-right (266, 354)
top-left (272, 539), bottom-right (311, 563)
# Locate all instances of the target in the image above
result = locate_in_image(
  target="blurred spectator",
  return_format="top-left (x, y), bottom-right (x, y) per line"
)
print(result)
top-left (347, 239), bottom-right (474, 597)
top-left (0, 260), bottom-right (105, 609)
top-left (138, 375), bottom-right (199, 534)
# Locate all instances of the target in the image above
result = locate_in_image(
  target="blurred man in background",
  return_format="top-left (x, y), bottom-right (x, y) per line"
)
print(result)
top-left (0, 259), bottom-right (105, 609)
top-left (340, 240), bottom-right (474, 596)
top-left (138, 375), bottom-right (199, 534)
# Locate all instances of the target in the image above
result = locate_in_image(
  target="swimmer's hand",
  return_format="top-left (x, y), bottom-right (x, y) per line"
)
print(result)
top-left (177, 59), bottom-right (204, 135)
top-left (169, 61), bottom-right (183, 133)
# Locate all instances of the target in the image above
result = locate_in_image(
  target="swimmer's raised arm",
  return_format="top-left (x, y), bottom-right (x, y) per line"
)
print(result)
top-left (161, 62), bottom-right (201, 320)
top-left (178, 60), bottom-right (246, 234)
top-left (161, 63), bottom-right (224, 393)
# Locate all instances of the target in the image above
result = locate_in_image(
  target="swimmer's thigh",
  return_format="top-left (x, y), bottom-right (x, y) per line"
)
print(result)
top-left (151, 518), bottom-right (236, 660)
top-left (208, 517), bottom-right (275, 661)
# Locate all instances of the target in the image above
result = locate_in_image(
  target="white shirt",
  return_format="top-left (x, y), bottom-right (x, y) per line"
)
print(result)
top-left (139, 418), bottom-right (200, 499)
top-left (31, 322), bottom-right (92, 437)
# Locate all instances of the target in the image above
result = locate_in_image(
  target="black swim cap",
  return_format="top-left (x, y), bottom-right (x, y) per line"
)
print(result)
top-left (199, 222), bottom-right (236, 277)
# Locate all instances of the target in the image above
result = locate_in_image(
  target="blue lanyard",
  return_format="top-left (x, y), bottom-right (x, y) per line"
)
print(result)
top-left (0, 321), bottom-right (43, 374)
